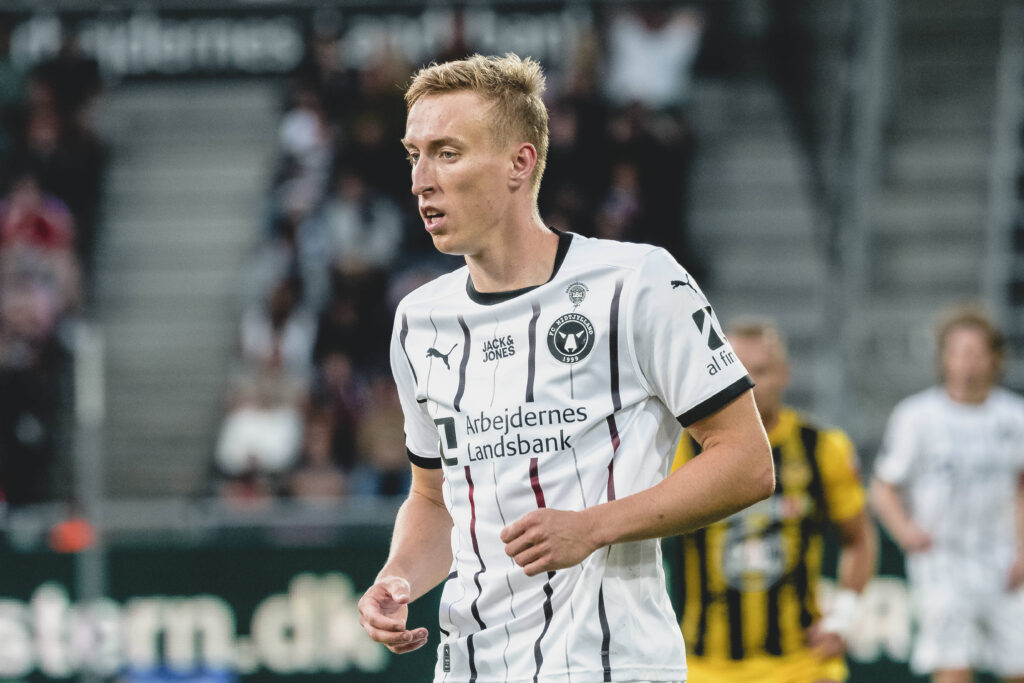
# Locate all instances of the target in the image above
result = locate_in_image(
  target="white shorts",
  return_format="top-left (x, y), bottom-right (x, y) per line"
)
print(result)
top-left (908, 553), bottom-right (1024, 676)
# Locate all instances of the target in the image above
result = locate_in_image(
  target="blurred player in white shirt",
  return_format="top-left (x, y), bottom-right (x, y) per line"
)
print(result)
top-left (872, 305), bottom-right (1024, 683)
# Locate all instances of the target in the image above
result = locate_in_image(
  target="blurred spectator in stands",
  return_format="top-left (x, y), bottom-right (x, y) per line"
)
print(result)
top-left (27, 23), bottom-right (106, 268)
top-left (603, 4), bottom-right (704, 111)
top-left (343, 48), bottom-right (410, 203)
top-left (31, 22), bottom-right (102, 123)
top-left (287, 408), bottom-right (347, 502)
top-left (433, 7), bottom-right (473, 64)
top-left (0, 171), bottom-right (81, 312)
top-left (274, 84), bottom-right (332, 220)
top-left (215, 369), bottom-right (305, 506)
top-left (349, 373), bottom-right (409, 496)
top-left (300, 160), bottom-right (403, 309)
top-left (594, 159), bottom-right (643, 242)
top-left (601, 4), bottom-right (702, 276)
top-left (292, 17), bottom-right (359, 126)
top-left (313, 269), bottom-right (390, 372)
top-left (240, 274), bottom-right (316, 377)
top-left (539, 99), bottom-right (597, 234)
top-left (0, 14), bottom-right (26, 181)
top-left (310, 351), bottom-right (362, 473)
top-left (0, 259), bottom-right (67, 507)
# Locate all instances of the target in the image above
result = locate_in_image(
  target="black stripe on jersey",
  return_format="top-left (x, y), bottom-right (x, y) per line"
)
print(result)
top-left (605, 416), bottom-right (620, 502)
top-left (609, 278), bottom-right (624, 411)
top-left (465, 466), bottom-right (486, 683)
top-left (464, 466), bottom-right (488, 632)
top-left (763, 445), bottom-right (784, 655)
top-left (526, 301), bottom-right (541, 402)
top-left (597, 583), bottom-right (612, 681)
top-left (606, 460), bottom-right (616, 502)
top-left (535, 577), bottom-right (555, 683)
top-left (529, 457), bottom-right (557, 683)
top-left (764, 583), bottom-right (783, 655)
top-left (726, 581), bottom-right (744, 660)
top-left (407, 448), bottom-right (441, 469)
top-left (467, 635), bottom-right (478, 682)
top-left (693, 527), bottom-right (710, 656)
top-left (400, 313), bottom-right (418, 383)
top-left (676, 376), bottom-right (754, 427)
top-left (795, 427), bottom-right (823, 629)
top-left (454, 315), bottom-right (471, 412)
top-left (605, 415), bottom-right (621, 454)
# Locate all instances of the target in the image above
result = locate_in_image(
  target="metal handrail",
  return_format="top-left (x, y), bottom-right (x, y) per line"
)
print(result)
top-left (818, 0), bottom-right (895, 443)
top-left (983, 2), bottom-right (1024, 332)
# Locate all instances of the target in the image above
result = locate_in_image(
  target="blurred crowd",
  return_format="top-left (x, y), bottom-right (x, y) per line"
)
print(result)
top-left (212, 5), bottom-right (706, 505)
top-left (0, 17), bottom-right (106, 508)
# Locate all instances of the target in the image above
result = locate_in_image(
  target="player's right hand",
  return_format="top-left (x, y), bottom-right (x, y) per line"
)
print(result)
top-left (358, 576), bottom-right (429, 654)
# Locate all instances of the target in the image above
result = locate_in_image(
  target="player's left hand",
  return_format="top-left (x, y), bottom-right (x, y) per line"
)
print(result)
top-left (805, 621), bottom-right (846, 660)
top-left (501, 508), bottom-right (598, 576)
top-left (1008, 551), bottom-right (1024, 591)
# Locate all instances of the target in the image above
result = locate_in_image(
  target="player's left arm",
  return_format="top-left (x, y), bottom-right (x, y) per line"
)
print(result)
top-left (1010, 471), bottom-right (1024, 591)
top-left (501, 390), bottom-right (774, 576)
top-left (805, 430), bottom-right (877, 656)
top-left (806, 509), bottom-right (877, 658)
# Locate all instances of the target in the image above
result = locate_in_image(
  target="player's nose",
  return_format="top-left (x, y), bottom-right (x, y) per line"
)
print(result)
top-left (411, 157), bottom-right (435, 196)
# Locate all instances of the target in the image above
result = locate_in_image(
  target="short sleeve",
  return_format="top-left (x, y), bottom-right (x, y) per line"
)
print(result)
top-left (816, 429), bottom-right (866, 523)
top-left (628, 249), bottom-right (753, 426)
top-left (873, 400), bottom-right (918, 485)
top-left (390, 310), bottom-right (442, 469)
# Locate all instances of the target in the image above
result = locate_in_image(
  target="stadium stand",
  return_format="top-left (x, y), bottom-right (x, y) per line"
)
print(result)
top-left (95, 82), bottom-right (277, 497)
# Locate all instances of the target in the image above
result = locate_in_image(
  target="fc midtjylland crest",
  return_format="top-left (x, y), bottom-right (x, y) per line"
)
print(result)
top-left (547, 313), bottom-right (595, 364)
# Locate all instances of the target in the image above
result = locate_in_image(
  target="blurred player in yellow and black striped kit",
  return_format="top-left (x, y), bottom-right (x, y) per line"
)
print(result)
top-left (672, 319), bottom-right (877, 683)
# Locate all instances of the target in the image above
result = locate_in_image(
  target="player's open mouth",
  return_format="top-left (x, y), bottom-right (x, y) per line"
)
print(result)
top-left (422, 210), bottom-right (445, 230)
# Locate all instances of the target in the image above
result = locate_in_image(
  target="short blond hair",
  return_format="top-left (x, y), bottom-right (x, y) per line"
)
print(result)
top-left (726, 316), bottom-right (789, 363)
top-left (405, 53), bottom-right (549, 197)
top-left (935, 303), bottom-right (1006, 362)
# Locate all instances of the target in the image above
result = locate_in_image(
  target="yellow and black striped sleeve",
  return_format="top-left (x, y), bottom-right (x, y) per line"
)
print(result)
top-left (814, 428), bottom-right (866, 523)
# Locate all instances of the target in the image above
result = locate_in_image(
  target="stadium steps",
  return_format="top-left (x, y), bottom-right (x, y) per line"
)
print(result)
top-left (853, 0), bottom-right (1001, 447)
top-left (92, 80), bottom-right (277, 498)
top-left (688, 78), bottom-right (827, 413)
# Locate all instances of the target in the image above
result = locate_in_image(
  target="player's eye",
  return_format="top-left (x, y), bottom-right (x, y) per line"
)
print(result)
top-left (406, 152), bottom-right (419, 166)
top-left (440, 150), bottom-right (457, 160)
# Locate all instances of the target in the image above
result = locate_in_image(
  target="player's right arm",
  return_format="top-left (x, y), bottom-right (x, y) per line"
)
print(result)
top-left (869, 400), bottom-right (932, 553)
top-left (358, 464), bottom-right (453, 653)
top-left (869, 479), bottom-right (931, 553)
top-left (360, 309), bottom-right (455, 653)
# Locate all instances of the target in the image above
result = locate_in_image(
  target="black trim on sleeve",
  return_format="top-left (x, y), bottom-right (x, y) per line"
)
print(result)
top-left (407, 448), bottom-right (442, 469)
top-left (675, 376), bottom-right (754, 427)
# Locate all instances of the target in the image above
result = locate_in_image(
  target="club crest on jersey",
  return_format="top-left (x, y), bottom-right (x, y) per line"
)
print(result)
top-left (547, 313), bottom-right (595, 364)
top-left (566, 281), bottom-right (589, 307)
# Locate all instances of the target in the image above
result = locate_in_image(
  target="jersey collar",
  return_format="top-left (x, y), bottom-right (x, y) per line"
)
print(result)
top-left (465, 229), bottom-right (574, 306)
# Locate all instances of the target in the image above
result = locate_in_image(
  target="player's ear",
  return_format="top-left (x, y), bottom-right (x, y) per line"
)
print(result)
top-left (508, 142), bottom-right (537, 191)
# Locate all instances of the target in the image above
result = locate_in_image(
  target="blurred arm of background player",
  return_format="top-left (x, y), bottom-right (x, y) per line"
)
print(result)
top-left (358, 466), bottom-right (452, 654)
top-left (870, 478), bottom-right (933, 554)
top-left (502, 390), bottom-right (775, 576)
top-left (806, 508), bottom-right (878, 658)
top-left (1013, 472), bottom-right (1024, 590)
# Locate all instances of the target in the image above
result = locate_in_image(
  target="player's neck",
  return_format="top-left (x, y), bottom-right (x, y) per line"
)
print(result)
top-left (944, 381), bottom-right (992, 405)
top-left (465, 214), bottom-right (559, 293)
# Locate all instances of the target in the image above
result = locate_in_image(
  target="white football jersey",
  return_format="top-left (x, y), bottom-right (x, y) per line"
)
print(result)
top-left (875, 386), bottom-right (1024, 557)
top-left (390, 231), bottom-right (751, 683)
